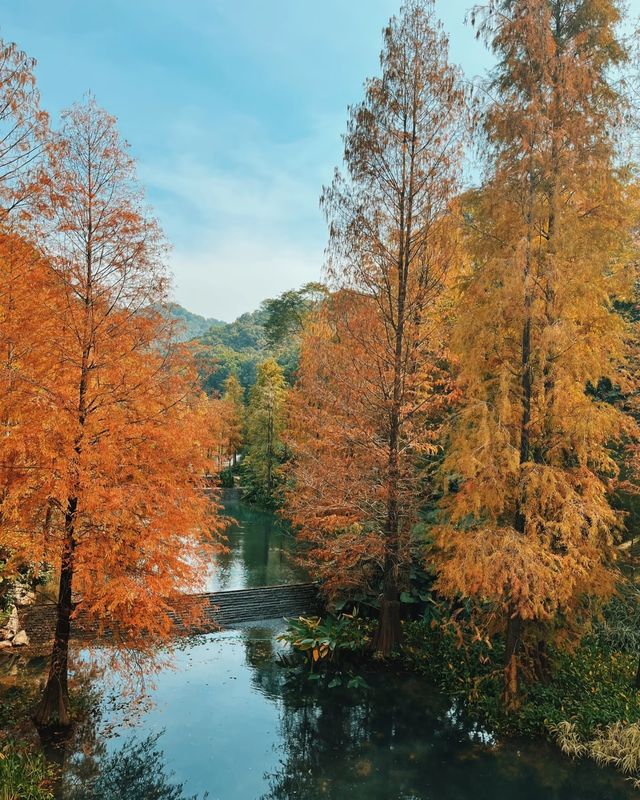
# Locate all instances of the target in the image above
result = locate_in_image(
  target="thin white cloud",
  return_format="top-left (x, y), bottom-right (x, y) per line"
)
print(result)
top-left (170, 230), bottom-right (323, 322)
top-left (5, 0), bottom-right (492, 324)
top-left (139, 110), bottom-right (338, 320)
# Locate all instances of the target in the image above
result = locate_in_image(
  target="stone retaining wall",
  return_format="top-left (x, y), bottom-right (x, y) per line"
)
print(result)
top-left (15, 582), bottom-right (321, 654)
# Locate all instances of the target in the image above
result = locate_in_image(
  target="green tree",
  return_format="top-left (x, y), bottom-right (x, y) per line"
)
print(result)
top-left (222, 373), bottom-right (245, 466)
top-left (263, 283), bottom-right (327, 349)
top-left (244, 359), bottom-right (288, 505)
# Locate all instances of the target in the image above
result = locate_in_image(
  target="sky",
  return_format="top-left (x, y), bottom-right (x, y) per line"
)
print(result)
top-left (2, 1), bottom-right (491, 322)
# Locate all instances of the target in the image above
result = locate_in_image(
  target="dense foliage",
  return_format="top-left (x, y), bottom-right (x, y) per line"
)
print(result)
top-left (243, 359), bottom-right (289, 507)
top-left (195, 284), bottom-right (323, 396)
top-left (277, 0), bottom-right (640, 783)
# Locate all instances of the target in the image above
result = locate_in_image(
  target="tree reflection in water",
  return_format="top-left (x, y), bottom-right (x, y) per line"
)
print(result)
top-left (62, 732), bottom-right (206, 800)
top-left (34, 659), bottom-right (207, 800)
top-left (21, 621), bottom-right (634, 800)
top-left (241, 629), bottom-right (631, 800)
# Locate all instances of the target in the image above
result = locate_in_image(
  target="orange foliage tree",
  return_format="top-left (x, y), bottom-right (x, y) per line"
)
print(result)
top-left (0, 234), bottom-right (63, 580)
top-left (21, 97), bottom-right (226, 728)
top-left (286, 0), bottom-right (464, 654)
top-left (435, 0), bottom-right (639, 705)
top-left (0, 38), bottom-right (48, 221)
top-left (0, 38), bottom-right (54, 590)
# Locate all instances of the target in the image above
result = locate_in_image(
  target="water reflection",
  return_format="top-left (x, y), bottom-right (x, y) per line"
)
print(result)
top-left (3, 493), bottom-right (636, 799)
top-left (244, 624), bottom-right (633, 800)
top-left (62, 733), bottom-right (205, 800)
top-left (206, 490), bottom-right (306, 591)
top-left (4, 622), bottom-right (635, 800)
top-left (258, 668), bottom-right (627, 800)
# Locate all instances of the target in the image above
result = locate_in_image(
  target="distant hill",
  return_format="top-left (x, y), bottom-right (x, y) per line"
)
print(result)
top-left (163, 303), bottom-right (225, 342)
top-left (173, 284), bottom-right (325, 396)
top-left (197, 306), bottom-right (298, 396)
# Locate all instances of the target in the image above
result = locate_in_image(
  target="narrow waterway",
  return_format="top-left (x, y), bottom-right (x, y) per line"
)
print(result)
top-left (2, 495), bottom-right (636, 799)
top-left (205, 489), bottom-right (307, 591)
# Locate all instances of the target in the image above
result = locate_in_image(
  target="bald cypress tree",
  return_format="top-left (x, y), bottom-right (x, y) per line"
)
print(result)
top-left (436, 0), bottom-right (638, 706)
top-left (294, 0), bottom-right (465, 653)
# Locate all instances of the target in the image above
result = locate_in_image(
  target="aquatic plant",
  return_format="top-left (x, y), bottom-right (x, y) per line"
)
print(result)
top-left (279, 613), bottom-right (370, 668)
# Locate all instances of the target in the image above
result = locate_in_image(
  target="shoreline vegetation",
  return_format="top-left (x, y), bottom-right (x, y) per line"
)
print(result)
top-left (279, 607), bottom-right (640, 788)
top-left (3, 599), bottom-right (640, 795)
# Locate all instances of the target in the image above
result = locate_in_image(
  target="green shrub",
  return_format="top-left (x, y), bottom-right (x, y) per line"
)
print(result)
top-left (519, 639), bottom-right (640, 738)
top-left (219, 468), bottom-right (235, 488)
top-left (279, 613), bottom-right (371, 669)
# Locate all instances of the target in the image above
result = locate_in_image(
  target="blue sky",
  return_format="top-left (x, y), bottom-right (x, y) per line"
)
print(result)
top-left (3, 1), bottom-right (491, 321)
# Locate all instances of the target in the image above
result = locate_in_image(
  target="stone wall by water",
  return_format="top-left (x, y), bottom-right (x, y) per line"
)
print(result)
top-left (15, 583), bottom-right (321, 654)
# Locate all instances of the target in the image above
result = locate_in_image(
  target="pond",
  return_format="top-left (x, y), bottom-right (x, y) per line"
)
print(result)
top-left (3, 497), bottom-right (637, 799)
top-left (48, 621), bottom-right (634, 800)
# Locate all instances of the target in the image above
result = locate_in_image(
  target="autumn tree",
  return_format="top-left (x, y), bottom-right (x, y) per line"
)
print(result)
top-left (0, 39), bottom-right (53, 596)
top-left (286, 292), bottom-right (398, 599)
top-left (221, 373), bottom-right (244, 467)
top-left (0, 37), bottom-right (48, 221)
top-left (286, 0), bottom-right (464, 653)
top-left (244, 358), bottom-right (288, 505)
top-left (435, 0), bottom-right (638, 705)
top-left (28, 97), bottom-right (224, 729)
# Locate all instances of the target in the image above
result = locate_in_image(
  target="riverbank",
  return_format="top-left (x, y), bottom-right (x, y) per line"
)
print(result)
top-left (279, 610), bottom-right (640, 791)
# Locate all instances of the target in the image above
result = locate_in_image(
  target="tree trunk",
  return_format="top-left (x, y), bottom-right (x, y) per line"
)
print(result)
top-left (33, 498), bottom-right (77, 730)
top-left (533, 638), bottom-right (551, 685)
top-left (373, 79), bottom-right (417, 659)
top-left (503, 608), bottom-right (522, 709)
top-left (505, 173), bottom-right (535, 706)
top-left (373, 391), bottom-right (404, 657)
top-left (372, 557), bottom-right (402, 656)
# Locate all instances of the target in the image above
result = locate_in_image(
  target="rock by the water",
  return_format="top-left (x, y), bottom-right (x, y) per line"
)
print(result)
top-left (15, 591), bottom-right (36, 607)
top-left (1, 607), bottom-right (19, 639)
top-left (12, 629), bottom-right (29, 646)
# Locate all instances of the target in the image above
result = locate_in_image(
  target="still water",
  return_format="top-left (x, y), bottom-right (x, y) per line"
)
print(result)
top-left (205, 489), bottom-right (307, 591)
top-left (5, 495), bottom-right (638, 799)
top-left (55, 621), bottom-right (635, 800)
